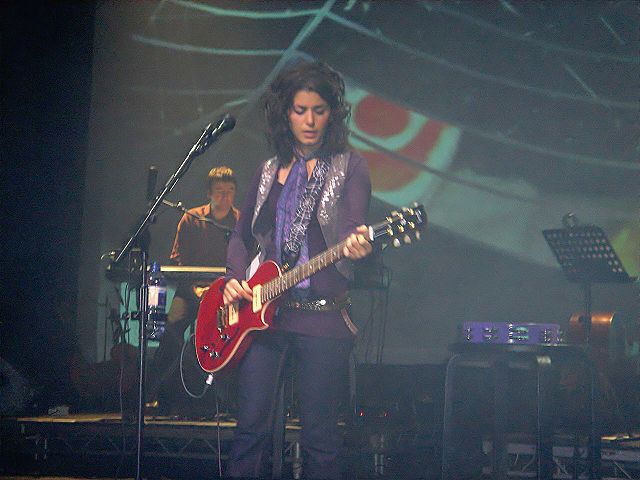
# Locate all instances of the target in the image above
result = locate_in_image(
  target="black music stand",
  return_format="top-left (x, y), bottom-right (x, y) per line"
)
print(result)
top-left (543, 225), bottom-right (635, 345)
top-left (542, 224), bottom-right (634, 479)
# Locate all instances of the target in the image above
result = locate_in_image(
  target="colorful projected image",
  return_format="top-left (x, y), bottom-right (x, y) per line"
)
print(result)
top-left (76, 1), bottom-right (638, 364)
top-left (347, 86), bottom-right (461, 206)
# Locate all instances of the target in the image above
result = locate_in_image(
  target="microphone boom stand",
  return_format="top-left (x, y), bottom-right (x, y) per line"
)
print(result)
top-left (112, 119), bottom-right (230, 480)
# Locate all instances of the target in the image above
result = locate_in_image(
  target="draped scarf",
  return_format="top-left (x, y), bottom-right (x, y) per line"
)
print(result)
top-left (275, 150), bottom-right (330, 293)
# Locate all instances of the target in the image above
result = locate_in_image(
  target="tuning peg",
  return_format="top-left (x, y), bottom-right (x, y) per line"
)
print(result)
top-left (398, 225), bottom-right (405, 233)
top-left (408, 221), bottom-right (415, 230)
top-left (403, 235), bottom-right (411, 244)
top-left (415, 231), bottom-right (421, 241)
top-left (392, 238), bottom-right (401, 248)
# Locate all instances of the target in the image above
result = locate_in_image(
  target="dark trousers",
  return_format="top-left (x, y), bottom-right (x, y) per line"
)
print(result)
top-left (227, 330), bottom-right (353, 480)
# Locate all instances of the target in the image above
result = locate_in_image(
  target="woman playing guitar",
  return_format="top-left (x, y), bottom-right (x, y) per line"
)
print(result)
top-left (222, 60), bottom-right (373, 479)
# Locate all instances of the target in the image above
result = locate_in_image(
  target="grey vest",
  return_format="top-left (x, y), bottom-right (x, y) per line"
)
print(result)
top-left (251, 152), bottom-right (354, 280)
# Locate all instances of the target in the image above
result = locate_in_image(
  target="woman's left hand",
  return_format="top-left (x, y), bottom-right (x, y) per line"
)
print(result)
top-left (343, 225), bottom-right (372, 260)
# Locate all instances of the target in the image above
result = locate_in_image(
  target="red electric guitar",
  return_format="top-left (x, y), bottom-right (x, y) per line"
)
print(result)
top-left (194, 204), bottom-right (427, 373)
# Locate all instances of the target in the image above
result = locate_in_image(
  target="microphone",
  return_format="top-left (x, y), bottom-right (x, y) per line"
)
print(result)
top-left (562, 212), bottom-right (580, 228)
top-left (192, 114), bottom-right (236, 156)
top-left (205, 114), bottom-right (236, 143)
top-left (146, 165), bottom-right (158, 202)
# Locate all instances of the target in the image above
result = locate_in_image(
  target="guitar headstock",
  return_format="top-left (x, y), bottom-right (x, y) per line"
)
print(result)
top-left (369, 203), bottom-right (427, 247)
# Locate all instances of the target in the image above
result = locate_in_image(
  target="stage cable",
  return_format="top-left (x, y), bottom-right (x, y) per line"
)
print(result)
top-left (363, 289), bottom-right (377, 362)
top-left (214, 381), bottom-right (223, 478)
top-left (114, 250), bottom-right (135, 480)
top-left (103, 296), bottom-right (109, 363)
top-left (177, 334), bottom-right (223, 477)
top-left (376, 265), bottom-right (392, 364)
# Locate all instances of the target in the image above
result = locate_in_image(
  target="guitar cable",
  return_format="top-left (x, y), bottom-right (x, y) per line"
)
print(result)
top-left (178, 333), bottom-right (223, 477)
top-left (179, 333), bottom-right (213, 399)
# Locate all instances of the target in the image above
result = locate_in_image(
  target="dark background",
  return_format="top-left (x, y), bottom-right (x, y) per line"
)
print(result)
top-left (1, 1), bottom-right (95, 404)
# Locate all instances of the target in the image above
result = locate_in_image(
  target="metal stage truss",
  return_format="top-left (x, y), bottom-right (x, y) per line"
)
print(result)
top-left (1, 414), bottom-right (639, 479)
top-left (1, 413), bottom-right (440, 478)
top-left (1, 413), bottom-right (303, 462)
top-left (481, 435), bottom-right (640, 480)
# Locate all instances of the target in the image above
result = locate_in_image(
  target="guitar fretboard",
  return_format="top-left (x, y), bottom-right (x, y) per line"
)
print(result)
top-left (256, 205), bottom-right (425, 304)
top-left (260, 239), bottom-right (349, 303)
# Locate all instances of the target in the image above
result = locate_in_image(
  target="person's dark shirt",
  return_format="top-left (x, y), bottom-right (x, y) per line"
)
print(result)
top-left (170, 203), bottom-right (238, 267)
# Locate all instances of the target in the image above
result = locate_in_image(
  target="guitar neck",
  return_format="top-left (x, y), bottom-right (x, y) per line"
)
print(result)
top-left (261, 240), bottom-right (348, 303)
top-left (258, 204), bottom-right (426, 304)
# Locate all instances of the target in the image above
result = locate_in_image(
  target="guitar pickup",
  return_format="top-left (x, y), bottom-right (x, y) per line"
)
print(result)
top-left (252, 285), bottom-right (262, 313)
top-left (217, 307), bottom-right (227, 330)
top-left (228, 303), bottom-right (239, 326)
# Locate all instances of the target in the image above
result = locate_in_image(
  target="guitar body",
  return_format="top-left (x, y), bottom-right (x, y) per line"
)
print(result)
top-left (195, 261), bottom-right (281, 373)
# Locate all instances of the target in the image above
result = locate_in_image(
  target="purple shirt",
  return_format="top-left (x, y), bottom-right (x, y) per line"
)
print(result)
top-left (226, 152), bottom-right (371, 338)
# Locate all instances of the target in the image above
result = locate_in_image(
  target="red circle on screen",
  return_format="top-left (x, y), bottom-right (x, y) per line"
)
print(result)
top-left (354, 95), bottom-right (410, 138)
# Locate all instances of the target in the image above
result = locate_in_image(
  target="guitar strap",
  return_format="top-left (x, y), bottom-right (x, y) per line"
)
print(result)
top-left (246, 253), bottom-right (261, 280)
top-left (341, 308), bottom-right (358, 335)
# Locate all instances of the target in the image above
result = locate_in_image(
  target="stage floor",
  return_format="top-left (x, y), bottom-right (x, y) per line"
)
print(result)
top-left (2, 413), bottom-right (639, 479)
top-left (2, 478), bottom-right (110, 480)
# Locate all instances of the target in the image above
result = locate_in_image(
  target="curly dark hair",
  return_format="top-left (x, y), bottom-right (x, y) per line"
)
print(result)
top-left (263, 60), bottom-right (351, 164)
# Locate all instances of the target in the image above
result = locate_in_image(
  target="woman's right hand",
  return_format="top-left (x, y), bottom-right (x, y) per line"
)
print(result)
top-left (223, 278), bottom-right (253, 305)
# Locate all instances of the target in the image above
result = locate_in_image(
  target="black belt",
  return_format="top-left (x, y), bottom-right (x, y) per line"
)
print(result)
top-left (280, 296), bottom-right (351, 312)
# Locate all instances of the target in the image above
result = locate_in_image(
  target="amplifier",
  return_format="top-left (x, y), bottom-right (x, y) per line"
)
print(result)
top-left (461, 322), bottom-right (562, 345)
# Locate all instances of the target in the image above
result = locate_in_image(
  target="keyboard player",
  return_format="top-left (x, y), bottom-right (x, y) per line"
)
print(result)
top-left (149, 166), bottom-right (239, 410)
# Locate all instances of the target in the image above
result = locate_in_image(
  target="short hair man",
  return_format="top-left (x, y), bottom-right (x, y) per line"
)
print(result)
top-left (149, 166), bottom-right (239, 412)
